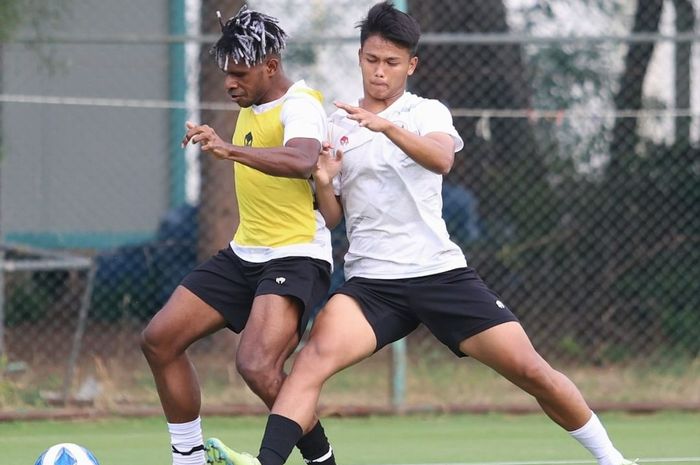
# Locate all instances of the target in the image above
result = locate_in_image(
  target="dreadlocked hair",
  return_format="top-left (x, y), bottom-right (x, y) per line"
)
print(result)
top-left (211, 5), bottom-right (288, 69)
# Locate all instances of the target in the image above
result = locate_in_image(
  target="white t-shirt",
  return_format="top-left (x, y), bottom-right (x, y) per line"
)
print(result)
top-left (329, 91), bottom-right (467, 279)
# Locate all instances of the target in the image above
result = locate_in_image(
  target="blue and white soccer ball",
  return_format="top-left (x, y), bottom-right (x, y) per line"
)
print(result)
top-left (35, 443), bottom-right (100, 465)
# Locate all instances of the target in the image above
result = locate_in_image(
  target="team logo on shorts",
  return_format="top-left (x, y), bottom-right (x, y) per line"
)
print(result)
top-left (495, 300), bottom-right (506, 309)
top-left (276, 277), bottom-right (286, 285)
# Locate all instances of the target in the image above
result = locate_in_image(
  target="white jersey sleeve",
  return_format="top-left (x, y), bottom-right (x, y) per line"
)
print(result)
top-left (281, 94), bottom-right (327, 145)
top-left (414, 99), bottom-right (464, 152)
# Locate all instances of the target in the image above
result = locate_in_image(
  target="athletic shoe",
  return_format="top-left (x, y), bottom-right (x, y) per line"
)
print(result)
top-left (205, 438), bottom-right (261, 465)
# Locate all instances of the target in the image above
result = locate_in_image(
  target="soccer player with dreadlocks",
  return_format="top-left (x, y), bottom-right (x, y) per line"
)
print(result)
top-left (140, 6), bottom-right (336, 465)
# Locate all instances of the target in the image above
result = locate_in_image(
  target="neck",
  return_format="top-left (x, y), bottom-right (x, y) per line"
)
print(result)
top-left (360, 89), bottom-right (406, 113)
top-left (260, 75), bottom-right (294, 104)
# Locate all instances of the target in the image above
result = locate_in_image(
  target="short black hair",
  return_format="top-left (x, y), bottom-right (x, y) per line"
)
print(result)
top-left (211, 5), bottom-right (288, 69)
top-left (357, 1), bottom-right (421, 55)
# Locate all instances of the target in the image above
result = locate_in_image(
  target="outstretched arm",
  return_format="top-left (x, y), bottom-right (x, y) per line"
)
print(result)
top-left (182, 122), bottom-right (320, 179)
top-left (335, 101), bottom-right (455, 175)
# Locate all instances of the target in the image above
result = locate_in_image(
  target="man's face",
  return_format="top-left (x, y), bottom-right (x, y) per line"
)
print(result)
top-left (358, 34), bottom-right (417, 102)
top-left (223, 59), bottom-right (269, 108)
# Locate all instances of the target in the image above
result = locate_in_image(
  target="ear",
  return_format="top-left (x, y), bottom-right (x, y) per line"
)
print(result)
top-left (407, 55), bottom-right (418, 76)
top-left (265, 56), bottom-right (280, 76)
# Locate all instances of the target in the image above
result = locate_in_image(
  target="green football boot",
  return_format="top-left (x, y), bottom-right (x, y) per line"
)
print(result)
top-left (205, 438), bottom-right (261, 465)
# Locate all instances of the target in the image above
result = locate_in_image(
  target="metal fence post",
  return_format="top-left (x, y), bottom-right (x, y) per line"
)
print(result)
top-left (61, 261), bottom-right (97, 404)
top-left (391, 338), bottom-right (407, 412)
top-left (0, 249), bottom-right (5, 362)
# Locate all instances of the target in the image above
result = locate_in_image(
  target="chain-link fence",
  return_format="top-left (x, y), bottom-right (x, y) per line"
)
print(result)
top-left (1, 0), bottom-right (698, 415)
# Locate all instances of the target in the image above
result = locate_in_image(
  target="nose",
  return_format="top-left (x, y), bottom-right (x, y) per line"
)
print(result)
top-left (225, 75), bottom-right (238, 89)
top-left (374, 65), bottom-right (385, 78)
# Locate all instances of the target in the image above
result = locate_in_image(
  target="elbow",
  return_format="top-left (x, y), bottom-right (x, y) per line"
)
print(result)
top-left (434, 154), bottom-right (455, 176)
top-left (325, 218), bottom-right (341, 230)
top-left (295, 158), bottom-right (317, 179)
top-left (298, 167), bottom-right (314, 179)
top-left (321, 209), bottom-right (343, 229)
top-left (435, 164), bottom-right (452, 176)
top-left (288, 163), bottom-right (314, 179)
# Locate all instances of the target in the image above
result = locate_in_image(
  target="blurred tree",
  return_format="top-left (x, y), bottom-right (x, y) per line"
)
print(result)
top-left (518, 1), bottom-right (625, 175)
top-left (0, 0), bottom-right (72, 41)
top-left (0, 0), bottom-right (73, 232)
top-left (406, 0), bottom-right (554, 282)
top-left (561, 0), bottom-right (700, 359)
top-left (673, 0), bottom-right (694, 141)
top-left (407, 0), bottom-right (699, 361)
top-left (0, 4), bottom-right (22, 41)
top-left (196, 0), bottom-right (244, 261)
top-left (609, 0), bottom-right (663, 177)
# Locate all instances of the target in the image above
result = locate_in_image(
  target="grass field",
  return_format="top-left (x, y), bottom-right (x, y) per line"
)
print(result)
top-left (1, 412), bottom-right (699, 465)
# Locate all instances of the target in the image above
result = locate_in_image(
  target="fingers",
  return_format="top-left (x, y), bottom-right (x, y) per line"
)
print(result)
top-left (182, 122), bottom-right (215, 148)
top-left (334, 101), bottom-right (356, 112)
top-left (181, 121), bottom-right (197, 147)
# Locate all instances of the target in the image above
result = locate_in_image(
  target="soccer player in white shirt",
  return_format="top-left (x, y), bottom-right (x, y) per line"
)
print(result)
top-left (204, 3), bottom-right (635, 465)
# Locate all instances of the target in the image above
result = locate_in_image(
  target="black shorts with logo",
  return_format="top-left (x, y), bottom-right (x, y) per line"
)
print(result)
top-left (181, 246), bottom-right (331, 337)
top-left (333, 267), bottom-right (518, 357)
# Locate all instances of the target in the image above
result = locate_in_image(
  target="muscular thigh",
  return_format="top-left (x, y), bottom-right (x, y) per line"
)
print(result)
top-left (145, 285), bottom-right (228, 351)
top-left (333, 277), bottom-right (420, 352)
top-left (459, 321), bottom-right (547, 379)
top-left (254, 256), bottom-right (331, 339)
top-left (303, 293), bottom-right (378, 372)
top-left (237, 294), bottom-right (303, 364)
top-left (180, 247), bottom-right (258, 333)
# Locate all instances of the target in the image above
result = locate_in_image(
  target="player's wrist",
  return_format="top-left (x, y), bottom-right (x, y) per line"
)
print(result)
top-left (315, 177), bottom-right (333, 189)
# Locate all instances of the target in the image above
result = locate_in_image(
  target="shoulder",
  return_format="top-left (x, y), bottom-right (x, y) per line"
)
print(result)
top-left (282, 85), bottom-right (325, 118)
top-left (285, 81), bottom-right (324, 105)
top-left (405, 93), bottom-right (451, 115)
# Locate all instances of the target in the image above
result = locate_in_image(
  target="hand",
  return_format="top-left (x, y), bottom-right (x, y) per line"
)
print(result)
top-left (334, 101), bottom-right (390, 133)
top-left (182, 121), bottom-right (229, 159)
top-left (313, 142), bottom-right (343, 187)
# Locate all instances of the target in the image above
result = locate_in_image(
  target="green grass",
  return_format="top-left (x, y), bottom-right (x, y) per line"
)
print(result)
top-left (2, 412), bottom-right (699, 465)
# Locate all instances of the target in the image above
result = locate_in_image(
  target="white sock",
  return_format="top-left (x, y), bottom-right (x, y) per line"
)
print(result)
top-left (168, 417), bottom-right (205, 465)
top-left (569, 412), bottom-right (624, 465)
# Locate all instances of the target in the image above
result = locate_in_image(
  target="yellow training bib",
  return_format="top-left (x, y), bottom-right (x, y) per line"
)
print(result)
top-left (231, 89), bottom-right (322, 248)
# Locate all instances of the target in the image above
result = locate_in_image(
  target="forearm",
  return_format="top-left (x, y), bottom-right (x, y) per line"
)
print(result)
top-left (315, 182), bottom-right (343, 229)
top-left (221, 144), bottom-right (317, 178)
top-left (383, 125), bottom-right (454, 175)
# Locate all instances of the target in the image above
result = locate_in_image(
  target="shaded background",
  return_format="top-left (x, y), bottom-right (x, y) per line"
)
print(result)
top-left (0, 0), bottom-right (698, 415)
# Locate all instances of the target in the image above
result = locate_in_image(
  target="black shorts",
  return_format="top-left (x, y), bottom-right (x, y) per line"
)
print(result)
top-left (333, 267), bottom-right (518, 357)
top-left (181, 246), bottom-right (331, 337)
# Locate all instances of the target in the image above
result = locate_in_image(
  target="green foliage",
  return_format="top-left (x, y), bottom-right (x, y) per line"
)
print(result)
top-left (4, 275), bottom-right (52, 326)
top-left (0, 0), bottom-right (74, 42)
top-left (480, 0), bottom-right (699, 363)
top-left (284, 43), bottom-right (317, 66)
top-left (0, 1), bottom-right (22, 41)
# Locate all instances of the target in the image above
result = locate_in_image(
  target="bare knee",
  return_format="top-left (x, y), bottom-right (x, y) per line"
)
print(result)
top-left (140, 318), bottom-right (181, 365)
top-left (236, 351), bottom-right (284, 395)
top-left (510, 357), bottom-right (559, 395)
top-left (290, 337), bottom-right (345, 385)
